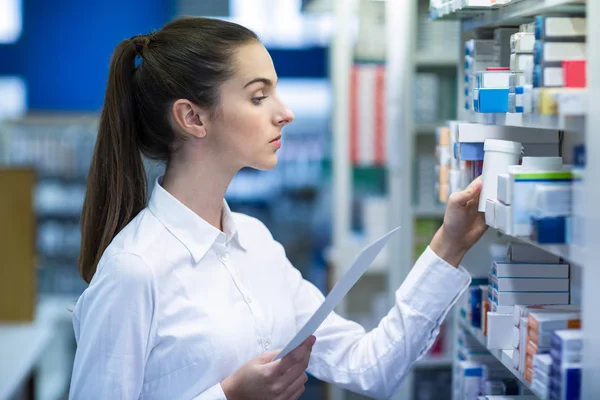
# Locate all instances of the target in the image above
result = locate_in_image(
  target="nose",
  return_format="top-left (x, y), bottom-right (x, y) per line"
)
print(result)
top-left (276, 105), bottom-right (295, 127)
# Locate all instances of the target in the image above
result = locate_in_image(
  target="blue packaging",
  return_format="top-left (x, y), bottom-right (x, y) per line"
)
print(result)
top-left (470, 286), bottom-right (482, 328)
top-left (531, 216), bottom-right (567, 244)
top-left (473, 88), bottom-right (509, 113)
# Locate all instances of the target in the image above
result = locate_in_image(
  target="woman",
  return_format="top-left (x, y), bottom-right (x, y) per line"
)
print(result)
top-left (70, 17), bottom-right (486, 400)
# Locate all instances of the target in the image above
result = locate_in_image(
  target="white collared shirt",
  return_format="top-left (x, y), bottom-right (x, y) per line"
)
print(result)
top-left (69, 179), bottom-right (471, 400)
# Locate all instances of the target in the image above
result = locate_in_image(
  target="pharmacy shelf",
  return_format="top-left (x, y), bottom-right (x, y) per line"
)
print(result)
top-left (431, 0), bottom-right (586, 32)
top-left (459, 319), bottom-right (538, 397)
top-left (415, 355), bottom-right (454, 369)
top-left (463, 113), bottom-right (586, 134)
top-left (493, 228), bottom-right (584, 266)
top-left (413, 205), bottom-right (446, 218)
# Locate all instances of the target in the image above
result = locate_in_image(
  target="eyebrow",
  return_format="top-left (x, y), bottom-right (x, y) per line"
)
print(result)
top-left (244, 77), bottom-right (277, 88)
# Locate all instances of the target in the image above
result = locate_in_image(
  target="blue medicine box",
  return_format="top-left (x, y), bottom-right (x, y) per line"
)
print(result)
top-left (473, 88), bottom-right (510, 113)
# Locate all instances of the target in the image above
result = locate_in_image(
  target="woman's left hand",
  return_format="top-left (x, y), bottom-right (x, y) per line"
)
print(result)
top-left (430, 177), bottom-right (488, 267)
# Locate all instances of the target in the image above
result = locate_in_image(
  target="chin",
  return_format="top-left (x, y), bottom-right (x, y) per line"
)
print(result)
top-left (251, 155), bottom-right (279, 171)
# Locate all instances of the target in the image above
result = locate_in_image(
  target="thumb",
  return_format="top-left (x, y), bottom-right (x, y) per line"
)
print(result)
top-left (453, 177), bottom-right (483, 206)
top-left (258, 350), bottom-right (281, 363)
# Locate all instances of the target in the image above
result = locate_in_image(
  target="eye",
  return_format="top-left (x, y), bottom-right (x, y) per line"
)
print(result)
top-left (252, 96), bottom-right (268, 105)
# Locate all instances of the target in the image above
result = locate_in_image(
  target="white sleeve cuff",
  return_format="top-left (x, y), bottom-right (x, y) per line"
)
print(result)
top-left (396, 246), bottom-right (471, 323)
top-left (191, 383), bottom-right (228, 400)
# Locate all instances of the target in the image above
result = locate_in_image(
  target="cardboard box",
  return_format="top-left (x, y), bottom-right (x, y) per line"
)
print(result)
top-left (487, 312), bottom-right (514, 349)
top-left (0, 169), bottom-right (36, 322)
top-left (492, 277), bottom-right (569, 292)
top-left (493, 290), bottom-right (569, 307)
top-left (492, 261), bottom-right (570, 279)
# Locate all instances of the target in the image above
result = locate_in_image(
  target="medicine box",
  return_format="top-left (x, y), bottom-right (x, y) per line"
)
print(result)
top-left (510, 171), bottom-right (573, 236)
top-left (534, 16), bottom-right (587, 40)
top-left (485, 199), bottom-right (497, 228)
top-left (508, 243), bottom-right (562, 263)
top-left (528, 312), bottom-right (581, 334)
top-left (493, 290), bottom-right (569, 307)
top-left (492, 261), bottom-right (570, 279)
top-left (477, 71), bottom-right (512, 88)
top-left (513, 304), bottom-right (580, 327)
top-left (486, 312), bottom-right (514, 349)
top-left (510, 53), bottom-right (534, 72)
top-left (492, 277), bottom-right (569, 292)
top-left (511, 32), bottom-right (535, 53)
top-left (551, 329), bottom-right (583, 352)
top-left (534, 41), bottom-right (586, 64)
top-left (473, 88), bottom-right (510, 113)
top-left (533, 65), bottom-right (564, 88)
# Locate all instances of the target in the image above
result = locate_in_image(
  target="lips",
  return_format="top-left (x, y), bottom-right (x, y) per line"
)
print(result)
top-left (270, 135), bottom-right (282, 143)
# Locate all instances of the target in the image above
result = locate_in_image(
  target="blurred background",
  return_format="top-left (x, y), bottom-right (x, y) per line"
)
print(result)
top-left (1, 0), bottom-right (540, 399)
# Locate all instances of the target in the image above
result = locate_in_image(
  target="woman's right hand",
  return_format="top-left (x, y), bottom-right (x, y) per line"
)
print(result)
top-left (221, 335), bottom-right (316, 400)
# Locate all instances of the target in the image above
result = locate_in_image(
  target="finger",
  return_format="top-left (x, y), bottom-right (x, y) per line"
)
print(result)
top-left (279, 349), bottom-right (312, 387)
top-left (288, 384), bottom-right (306, 400)
top-left (271, 336), bottom-right (315, 375)
top-left (278, 372), bottom-right (308, 400)
top-left (452, 177), bottom-right (483, 207)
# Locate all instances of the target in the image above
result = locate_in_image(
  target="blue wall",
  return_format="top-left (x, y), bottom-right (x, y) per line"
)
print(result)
top-left (0, 1), bottom-right (327, 111)
top-left (0, 0), bottom-right (171, 111)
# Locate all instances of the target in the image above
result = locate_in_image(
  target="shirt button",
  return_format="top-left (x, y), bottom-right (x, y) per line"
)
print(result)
top-left (220, 253), bottom-right (229, 262)
top-left (263, 341), bottom-right (270, 350)
top-left (244, 296), bottom-right (253, 304)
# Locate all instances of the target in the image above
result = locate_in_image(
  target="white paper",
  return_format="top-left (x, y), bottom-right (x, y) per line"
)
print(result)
top-left (273, 227), bottom-right (400, 360)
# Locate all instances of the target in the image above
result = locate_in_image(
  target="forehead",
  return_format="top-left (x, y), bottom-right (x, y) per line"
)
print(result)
top-left (232, 42), bottom-right (277, 83)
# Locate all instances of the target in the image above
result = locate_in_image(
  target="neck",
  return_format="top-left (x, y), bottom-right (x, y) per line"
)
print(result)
top-left (162, 156), bottom-right (237, 232)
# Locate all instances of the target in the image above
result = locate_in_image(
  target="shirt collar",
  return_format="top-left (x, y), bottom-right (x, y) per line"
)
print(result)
top-left (148, 177), bottom-right (246, 264)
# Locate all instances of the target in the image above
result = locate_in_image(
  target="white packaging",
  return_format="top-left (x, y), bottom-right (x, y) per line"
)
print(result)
top-left (552, 329), bottom-right (583, 352)
top-left (528, 312), bottom-right (581, 334)
top-left (509, 72), bottom-right (526, 88)
top-left (537, 66), bottom-right (564, 87)
top-left (510, 32), bottom-right (535, 53)
top-left (457, 361), bottom-right (484, 400)
top-left (485, 199), bottom-right (498, 228)
top-left (512, 347), bottom-right (520, 369)
top-left (538, 42), bottom-right (587, 63)
top-left (479, 139), bottom-right (523, 212)
top-left (510, 53), bottom-right (534, 72)
top-left (513, 325), bottom-right (520, 348)
top-left (495, 202), bottom-right (512, 234)
top-left (497, 174), bottom-right (511, 204)
top-left (493, 290), bottom-right (569, 306)
top-left (535, 185), bottom-right (572, 217)
top-left (478, 71), bottom-right (512, 88)
top-left (493, 261), bottom-right (570, 278)
top-left (493, 277), bottom-right (569, 292)
top-left (533, 353), bottom-right (553, 375)
top-left (362, 196), bottom-right (389, 241)
top-left (519, 317), bottom-right (528, 372)
top-left (537, 17), bottom-right (587, 39)
top-left (487, 312), bottom-right (514, 349)
top-left (508, 243), bottom-right (562, 264)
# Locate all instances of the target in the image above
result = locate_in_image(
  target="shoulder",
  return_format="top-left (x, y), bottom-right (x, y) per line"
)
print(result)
top-left (232, 212), bottom-right (274, 241)
top-left (96, 252), bottom-right (153, 283)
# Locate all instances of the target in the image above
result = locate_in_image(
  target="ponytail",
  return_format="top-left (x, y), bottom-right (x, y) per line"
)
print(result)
top-left (79, 37), bottom-right (148, 283)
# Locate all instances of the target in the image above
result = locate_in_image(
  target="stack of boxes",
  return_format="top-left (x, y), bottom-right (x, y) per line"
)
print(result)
top-left (487, 156), bottom-right (574, 244)
top-left (465, 38), bottom-right (499, 112)
top-left (436, 126), bottom-right (452, 203)
top-left (529, 330), bottom-right (582, 400)
top-left (508, 23), bottom-right (535, 114)
top-left (532, 16), bottom-right (587, 119)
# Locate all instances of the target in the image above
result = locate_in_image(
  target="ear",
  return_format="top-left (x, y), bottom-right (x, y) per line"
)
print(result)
top-left (171, 99), bottom-right (209, 139)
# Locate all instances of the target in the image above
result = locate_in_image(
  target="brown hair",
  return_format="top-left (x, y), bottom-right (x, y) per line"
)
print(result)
top-left (79, 17), bottom-right (259, 283)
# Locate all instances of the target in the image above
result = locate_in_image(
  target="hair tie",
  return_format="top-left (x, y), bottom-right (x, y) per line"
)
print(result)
top-left (130, 34), bottom-right (151, 58)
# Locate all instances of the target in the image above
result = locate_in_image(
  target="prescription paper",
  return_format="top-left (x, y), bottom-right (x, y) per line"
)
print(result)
top-left (274, 227), bottom-right (400, 360)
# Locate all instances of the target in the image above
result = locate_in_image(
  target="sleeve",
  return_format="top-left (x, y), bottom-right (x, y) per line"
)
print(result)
top-left (191, 384), bottom-right (228, 400)
top-left (69, 253), bottom-right (158, 400)
top-left (281, 244), bottom-right (471, 400)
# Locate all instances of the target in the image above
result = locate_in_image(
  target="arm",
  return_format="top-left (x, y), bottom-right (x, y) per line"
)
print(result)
top-left (286, 178), bottom-right (487, 399)
top-left (69, 253), bottom-right (158, 399)
top-left (281, 243), bottom-right (470, 399)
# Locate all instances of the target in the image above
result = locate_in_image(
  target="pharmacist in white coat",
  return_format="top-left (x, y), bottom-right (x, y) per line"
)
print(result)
top-left (69, 17), bottom-right (486, 400)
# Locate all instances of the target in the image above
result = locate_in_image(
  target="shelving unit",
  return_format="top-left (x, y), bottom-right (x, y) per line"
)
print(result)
top-left (458, 318), bottom-right (535, 393)
top-left (427, 0), bottom-right (599, 399)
